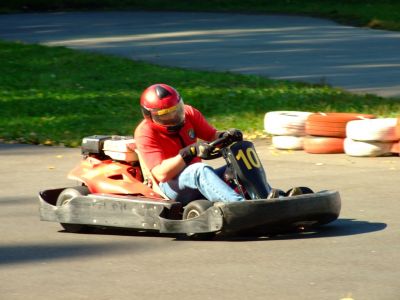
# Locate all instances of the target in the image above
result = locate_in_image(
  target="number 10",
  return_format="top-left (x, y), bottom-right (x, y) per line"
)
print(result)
top-left (235, 148), bottom-right (261, 170)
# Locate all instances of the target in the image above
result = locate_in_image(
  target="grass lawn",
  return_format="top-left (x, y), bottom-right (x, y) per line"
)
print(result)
top-left (1, 40), bottom-right (399, 146)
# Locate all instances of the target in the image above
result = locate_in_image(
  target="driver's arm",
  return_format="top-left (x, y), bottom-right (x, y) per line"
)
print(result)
top-left (151, 154), bottom-right (186, 183)
top-left (151, 139), bottom-right (213, 182)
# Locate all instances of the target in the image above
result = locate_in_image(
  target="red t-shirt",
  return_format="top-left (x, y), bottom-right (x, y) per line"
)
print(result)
top-left (134, 105), bottom-right (217, 171)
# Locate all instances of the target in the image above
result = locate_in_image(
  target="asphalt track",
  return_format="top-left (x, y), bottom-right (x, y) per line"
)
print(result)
top-left (1, 11), bottom-right (400, 96)
top-left (1, 141), bottom-right (399, 300)
top-left (0, 11), bottom-right (400, 300)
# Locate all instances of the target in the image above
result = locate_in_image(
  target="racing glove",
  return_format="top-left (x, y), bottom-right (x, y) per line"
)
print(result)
top-left (179, 141), bottom-right (212, 165)
top-left (218, 128), bottom-right (243, 142)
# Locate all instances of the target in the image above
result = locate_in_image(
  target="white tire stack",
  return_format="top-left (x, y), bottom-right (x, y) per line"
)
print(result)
top-left (264, 111), bottom-right (312, 150)
top-left (345, 118), bottom-right (399, 157)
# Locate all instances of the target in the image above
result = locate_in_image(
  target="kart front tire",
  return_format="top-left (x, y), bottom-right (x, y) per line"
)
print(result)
top-left (56, 186), bottom-right (91, 233)
top-left (183, 200), bottom-right (215, 240)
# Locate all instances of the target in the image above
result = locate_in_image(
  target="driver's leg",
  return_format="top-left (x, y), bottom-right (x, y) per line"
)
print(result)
top-left (159, 163), bottom-right (244, 204)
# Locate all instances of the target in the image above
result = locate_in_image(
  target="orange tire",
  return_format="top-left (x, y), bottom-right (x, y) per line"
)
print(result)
top-left (306, 113), bottom-right (375, 138)
top-left (391, 142), bottom-right (400, 154)
top-left (396, 117), bottom-right (400, 140)
top-left (305, 124), bottom-right (347, 138)
top-left (304, 136), bottom-right (345, 154)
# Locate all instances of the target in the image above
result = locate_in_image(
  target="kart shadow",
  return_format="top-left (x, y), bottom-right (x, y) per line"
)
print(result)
top-left (57, 218), bottom-right (387, 242)
top-left (0, 242), bottom-right (136, 266)
top-left (217, 218), bottom-right (387, 242)
top-left (59, 228), bottom-right (178, 239)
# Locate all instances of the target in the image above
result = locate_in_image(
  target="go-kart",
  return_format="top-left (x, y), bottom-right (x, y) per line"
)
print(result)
top-left (38, 134), bottom-right (341, 238)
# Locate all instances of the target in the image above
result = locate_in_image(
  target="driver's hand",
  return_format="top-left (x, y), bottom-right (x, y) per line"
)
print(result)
top-left (221, 128), bottom-right (243, 142)
top-left (194, 141), bottom-right (212, 159)
top-left (179, 141), bottom-right (211, 164)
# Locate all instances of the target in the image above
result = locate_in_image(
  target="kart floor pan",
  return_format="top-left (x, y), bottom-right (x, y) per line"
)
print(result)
top-left (160, 190), bottom-right (341, 234)
top-left (39, 189), bottom-right (341, 235)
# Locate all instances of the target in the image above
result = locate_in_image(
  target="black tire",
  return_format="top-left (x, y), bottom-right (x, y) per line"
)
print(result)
top-left (182, 200), bottom-right (215, 240)
top-left (56, 186), bottom-right (91, 233)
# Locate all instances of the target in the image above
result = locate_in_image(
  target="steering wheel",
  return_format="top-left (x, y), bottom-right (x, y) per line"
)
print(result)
top-left (201, 135), bottom-right (238, 160)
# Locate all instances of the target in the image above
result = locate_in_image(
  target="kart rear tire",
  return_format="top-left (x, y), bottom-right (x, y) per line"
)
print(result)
top-left (56, 186), bottom-right (91, 233)
top-left (183, 200), bottom-right (215, 240)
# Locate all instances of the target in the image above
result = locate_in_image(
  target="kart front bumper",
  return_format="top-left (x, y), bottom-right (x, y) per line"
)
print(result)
top-left (159, 190), bottom-right (341, 234)
top-left (39, 189), bottom-right (341, 235)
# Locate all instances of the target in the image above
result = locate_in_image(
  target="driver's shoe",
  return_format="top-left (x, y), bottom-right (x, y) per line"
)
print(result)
top-left (286, 186), bottom-right (313, 197)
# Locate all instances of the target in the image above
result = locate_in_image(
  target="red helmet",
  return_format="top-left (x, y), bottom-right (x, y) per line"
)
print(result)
top-left (140, 84), bottom-right (185, 132)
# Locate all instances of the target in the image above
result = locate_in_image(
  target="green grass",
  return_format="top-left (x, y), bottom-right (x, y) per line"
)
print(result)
top-left (1, 40), bottom-right (399, 146)
top-left (1, 1), bottom-right (400, 31)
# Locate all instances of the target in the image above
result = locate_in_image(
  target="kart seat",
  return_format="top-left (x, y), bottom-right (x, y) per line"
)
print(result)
top-left (102, 137), bottom-right (139, 163)
top-left (135, 149), bottom-right (169, 200)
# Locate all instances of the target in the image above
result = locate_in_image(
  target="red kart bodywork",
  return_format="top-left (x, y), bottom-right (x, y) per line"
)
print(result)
top-left (68, 156), bottom-right (164, 200)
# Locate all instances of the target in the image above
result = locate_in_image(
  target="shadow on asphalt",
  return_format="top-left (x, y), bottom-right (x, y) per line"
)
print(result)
top-left (0, 196), bottom-right (36, 206)
top-left (65, 227), bottom-right (178, 239)
top-left (0, 143), bottom-right (73, 156)
top-left (0, 242), bottom-right (141, 266)
top-left (54, 218), bottom-right (386, 242)
top-left (219, 218), bottom-right (387, 242)
top-left (0, 143), bottom-right (41, 154)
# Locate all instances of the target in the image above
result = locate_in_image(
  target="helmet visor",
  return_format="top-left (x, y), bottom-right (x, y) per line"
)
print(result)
top-left (151, 100), bottom-right (185, 126)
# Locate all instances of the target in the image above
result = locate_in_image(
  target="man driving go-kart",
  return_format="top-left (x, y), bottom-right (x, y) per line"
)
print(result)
top-left (134, 83), bottom-right (304, 204)
top-left (38, 83), bottom-right (340, 236)
top-left (134, 83), bottom-right (248, 204)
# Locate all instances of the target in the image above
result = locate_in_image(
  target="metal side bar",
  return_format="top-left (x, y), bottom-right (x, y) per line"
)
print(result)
top-left (159, 206), bottom-right (224, 234)
top-left (38, 189), bottom-right (180, 231)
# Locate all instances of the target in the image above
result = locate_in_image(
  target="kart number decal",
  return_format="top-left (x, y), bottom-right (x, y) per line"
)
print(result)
top-left (235, 148), bottom-right (261, 170)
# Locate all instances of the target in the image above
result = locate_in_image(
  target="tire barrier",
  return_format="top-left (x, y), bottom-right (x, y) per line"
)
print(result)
top-left (304, 136), bottom-right (345, 154)
top-left (344, 138), bottom-right (396, 157)
top-left (346, 118), bottom-right (398, 142)
top-left (265, 111), bottom-right (399, 157)
top-left (272, 136), bottom-right (304, 150)
top-left (305, 113), bottom-right (375, 138)
top-left (264, 111), bottom-right (312, 136)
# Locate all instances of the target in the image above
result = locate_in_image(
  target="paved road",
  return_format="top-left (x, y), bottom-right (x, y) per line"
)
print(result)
top-left (1, 11), bottom-right (400, 97)
top-left (1, 11), bottom-right (400, 300)
top-left (1, 141), bottom-right (399, 300)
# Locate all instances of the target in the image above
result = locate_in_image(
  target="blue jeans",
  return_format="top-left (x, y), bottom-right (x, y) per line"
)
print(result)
top-left (159, 163), bottom-right (244, 205)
